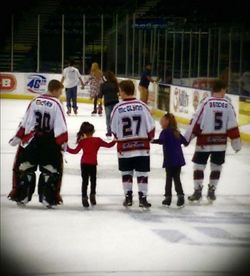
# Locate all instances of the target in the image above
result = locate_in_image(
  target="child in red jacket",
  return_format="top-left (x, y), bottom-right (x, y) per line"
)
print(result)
top-left (67, 122), bottom-right (116, 207)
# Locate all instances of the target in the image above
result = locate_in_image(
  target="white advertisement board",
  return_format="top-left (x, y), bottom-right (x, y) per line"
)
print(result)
top-left (0, 72), bottom-right (91, 99)
top-left (170, 85), bottom-right (239, 121)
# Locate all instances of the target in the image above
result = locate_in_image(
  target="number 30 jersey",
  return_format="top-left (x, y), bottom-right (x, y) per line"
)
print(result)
top-left (14, 94), bottom-right (68, 147)
top-left (184, 96), bottom-right (241, 152)
top-left (111, 98), bottom-right (155, 158)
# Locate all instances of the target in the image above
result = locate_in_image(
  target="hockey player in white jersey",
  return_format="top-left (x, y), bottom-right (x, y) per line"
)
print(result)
top-left (8, 80), bottom-right (68, 208)
top-left (185, 80), bottom-right (241, 202)
top-left (111, 80), bottom-right (155, 208)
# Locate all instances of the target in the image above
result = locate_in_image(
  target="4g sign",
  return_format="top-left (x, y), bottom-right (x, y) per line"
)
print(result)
top-left (0, 74), bottom-right (17, 92)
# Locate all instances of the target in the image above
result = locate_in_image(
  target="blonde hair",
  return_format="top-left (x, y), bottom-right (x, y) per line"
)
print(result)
top-left (90, 62), bottom-right (102, 79)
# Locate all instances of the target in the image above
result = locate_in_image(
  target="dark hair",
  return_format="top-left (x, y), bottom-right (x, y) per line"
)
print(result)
top-left (119, 80), bottom-right (135, 96)
top-left (76, 122), bottom-right (95, 142)
top-left (163, 113), bottom-right (180, 139)
top-left (69, 59), bottom-right (75, 66)
top-left (212, 79), bottom-right (227, 93)
top-left (48, 79), bottom-right (64, 92)
top-left (104, 71), bottom-right (119, 92)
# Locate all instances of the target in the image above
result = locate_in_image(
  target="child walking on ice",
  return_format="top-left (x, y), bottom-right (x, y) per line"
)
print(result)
top-left (152, 113), bottom-right (187, 207)
top-left (67, 122), bottom-right (116, 207)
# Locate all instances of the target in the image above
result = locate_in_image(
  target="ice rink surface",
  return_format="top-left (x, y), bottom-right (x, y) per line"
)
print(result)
top-left (1, 99), bottom-right (250, 276)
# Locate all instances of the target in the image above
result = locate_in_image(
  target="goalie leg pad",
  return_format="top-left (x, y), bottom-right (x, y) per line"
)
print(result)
top-left (38, 167), bottom-right (60, 206)
top-left (16, 168), bottom-right (36, 203)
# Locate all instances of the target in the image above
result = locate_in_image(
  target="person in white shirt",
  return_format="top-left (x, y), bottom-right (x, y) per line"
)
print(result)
top-left (8, 80), bottom-right (68, 208)
top-left (240, 71), bottom-right (250, 97)
top-left (184, 80), bottom-right (241, 202)
top-left (111, 80), bottom-right (155, 208)
top-left (61, 60), bottom-right (84, 115)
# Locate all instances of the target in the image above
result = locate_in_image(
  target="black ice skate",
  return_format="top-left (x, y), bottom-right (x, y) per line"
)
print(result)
top-left (97, 105), bottom-right (103, 116)
top-left (82, 197), bottom-right (89, 208)
top-left (162, 196), bottom-right (172, 207)
top-left (188, 187), bottom-right (202, 202)
top-left (90, 194), bottom-right (96, 205)
top-left (91, 109), bottom-right (97, 116)
top-left (207, 185), bottom-right (216, 202)
top-left (123, 191), bottom-right (133, 207)
top-left (73, 108), bottom-right (78, 115)
top-left (177, 195), bottom-right (185, 208)
top-left (138, 192), bottom-right (151, 208)
top-left (67, 108), bottom-right (71, 115)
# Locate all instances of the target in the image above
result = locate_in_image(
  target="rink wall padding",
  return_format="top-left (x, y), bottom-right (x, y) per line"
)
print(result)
top-left (1, 72), bottom-right (249, 142)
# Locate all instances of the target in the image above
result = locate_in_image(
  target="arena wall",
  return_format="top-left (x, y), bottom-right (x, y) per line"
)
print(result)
top-left (0, 72), bottom-right (249, 142)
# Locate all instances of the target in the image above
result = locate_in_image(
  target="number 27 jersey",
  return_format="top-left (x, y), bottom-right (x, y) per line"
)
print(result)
top-left (110, 98), bottom-right (155, 158)
top-left (15, 94), bottom-right (68, 147)
top-left (184, 96), bottom-right (241, 152)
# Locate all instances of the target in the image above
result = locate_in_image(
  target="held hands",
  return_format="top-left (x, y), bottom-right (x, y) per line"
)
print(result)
top-left (61, 143), bottom-right (68, 152)
top-left (9, 136), bottom-right (21, 146)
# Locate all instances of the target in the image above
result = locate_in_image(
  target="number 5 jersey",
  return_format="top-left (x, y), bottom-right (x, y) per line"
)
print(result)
top-left (110, 98), bottom-right (155, 158)
top-left (184, 96), bottom-right (241, 152)
top-left (12, 94), bottom-right (68, 147)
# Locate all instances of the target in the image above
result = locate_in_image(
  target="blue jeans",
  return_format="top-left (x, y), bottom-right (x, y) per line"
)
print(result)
top-left (65, 86), bottom-right (77, 110)
top-left (105, 104), bottom-right (116, 135)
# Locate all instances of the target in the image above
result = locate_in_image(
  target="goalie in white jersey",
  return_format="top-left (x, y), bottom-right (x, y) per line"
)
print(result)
top-left (184, 80), bottom-right (241, 202)
top-left (111, 80), bottom-right (155, 208)
top-left (8, 80), bottom-right (68, 208)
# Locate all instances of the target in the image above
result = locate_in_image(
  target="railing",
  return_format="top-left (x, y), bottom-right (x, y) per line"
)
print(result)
top-left (0, 14), bottom-right (250, 96)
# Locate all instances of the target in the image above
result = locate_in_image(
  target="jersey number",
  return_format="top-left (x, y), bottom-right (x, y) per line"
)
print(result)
top-left (35, 111), bottom-right (51, 131)
top-left (214, 112), bottom-right (223, 130)
top-left (122, 116), bottom-right (141, 137)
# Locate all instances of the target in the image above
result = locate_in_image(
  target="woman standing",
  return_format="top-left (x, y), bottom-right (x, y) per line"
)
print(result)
top-left (85, 63), bottom-right (103, 115)
top-left (100, 71), bottom-right (119, 137)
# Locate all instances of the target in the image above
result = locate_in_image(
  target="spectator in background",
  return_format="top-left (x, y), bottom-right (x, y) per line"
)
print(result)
top-left (84, 63), bottom-right (103, 115)
top-left (240, 71), bottom-right (250, 97)
top-left (100, 71), bottom-right (119, 137)
top-left (61, 59), bottom-right (84, 115)
top-left (165, 66), bottom-right (173, 84)
top-left (139, 63), bottom-right (156, 104)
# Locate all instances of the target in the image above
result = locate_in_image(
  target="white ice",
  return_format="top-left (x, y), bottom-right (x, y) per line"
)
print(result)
top-left (1, 99), bottom-right (250, 276)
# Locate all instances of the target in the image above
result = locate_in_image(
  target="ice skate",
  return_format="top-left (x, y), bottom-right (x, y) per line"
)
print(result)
top-left (188, 187), bottom-right (202, 202)
top-left (91, 109), bottom-right (97, 116)
top-left (123, 191), bottom-right (133, 207)
top-left (162, 196), bottom-right (171, 207)
top-left (138, 192), bottom-right (151, 208)
top-left (66, 108), bottom-right (71, 115)
top-left (73, 108), bottom-right (78, 115)
top-left (82, 197), bottom-right (89, 208)
top-left (97, 105), bottom-right (103, 116)
top-left (207, 184), bottom-right (216, 202)
top-left (90, 194), bottom-right (96, 205)
top-left (41, 198), bottom-right (55, 209)
top-left (16, 201), bottom-right (27, 207)
top-left (177, 195), bottom-right (185, 208)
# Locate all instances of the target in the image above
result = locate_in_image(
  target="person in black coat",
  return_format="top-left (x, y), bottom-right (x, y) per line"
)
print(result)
top-left (100, 71), bottom-right (119, 137)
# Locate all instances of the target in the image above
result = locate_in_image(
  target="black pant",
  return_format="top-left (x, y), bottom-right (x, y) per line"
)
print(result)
top-left (165, 167), bottom-right (184, 196)
top-left (81, 164), bottom-right (97, 197)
